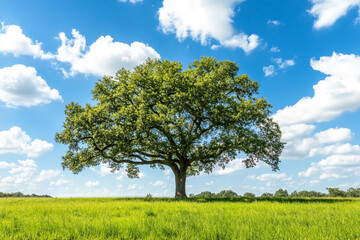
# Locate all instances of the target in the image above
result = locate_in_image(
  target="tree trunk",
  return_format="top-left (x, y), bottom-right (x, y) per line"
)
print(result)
top-left (173, 166), bottom-right (187, 198)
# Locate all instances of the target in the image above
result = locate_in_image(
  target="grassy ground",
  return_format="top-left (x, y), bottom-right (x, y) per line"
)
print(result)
top-left (0, 197), bottom-right (359, 239)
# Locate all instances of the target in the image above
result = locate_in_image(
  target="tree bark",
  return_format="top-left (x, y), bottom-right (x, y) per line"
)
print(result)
top-left (173, 166), bottom-right (187, 198)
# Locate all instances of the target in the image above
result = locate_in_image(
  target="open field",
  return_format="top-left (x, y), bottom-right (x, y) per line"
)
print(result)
top-left (0, 198), bottom-right (360, 239)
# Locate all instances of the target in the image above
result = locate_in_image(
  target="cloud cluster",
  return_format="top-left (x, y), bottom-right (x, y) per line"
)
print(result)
top-left (299, 155), bottom-right (360, 180)
top-left (270, 53), bottom-right (360, 181)
top-left (158, 0), bottom-right (260, 53)
top-left (0, 64), bottom-right (62, 107)
top-left (0, 159), bottom-right (60, 192)
top-left (274, 53), bottom-right (360, 126)
top-left (309, 0), bottom-right (360, 29)
top-left (55, 29), bottom-right (160, 76)
top-left (0, 126), bottom-right (53, 157)
top-left (263, 57), bottom-right (295, 77)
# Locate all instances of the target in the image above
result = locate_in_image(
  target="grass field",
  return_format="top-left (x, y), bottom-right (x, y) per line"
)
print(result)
top-left (0, 198), bottom-right (360, 239)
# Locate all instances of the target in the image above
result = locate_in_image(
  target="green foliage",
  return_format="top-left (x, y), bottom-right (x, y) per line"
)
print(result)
top-left (243, 192), bottom-right (256, 198)
top-left (347, 188), bottom-right (360, 197)
top-left (274, 189), bottom-right (288, 197)
top-left (261, 192), bottom-right (273, 197)
top-left (192, 191), bottom-right (216, 198)
top-left (1, 198), bottom-right (360, 239)
top-left (216, 190), bottom-right (238, 198)
top-left (290, 190), bottom-right (327, 198)
top-left (327, 188), bottom-right (347, 197)
top-left (0, 192), bottom-right (52, 198)
top-left (55, 57), bottom-right (284, 197)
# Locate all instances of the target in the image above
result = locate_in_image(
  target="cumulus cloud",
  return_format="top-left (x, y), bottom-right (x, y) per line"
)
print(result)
top-left (273, 53), bottom-right (360, 162)
top-left (0, 23), bottom-right (51, 59)
top-left (0, 64), bottom-right (62, 107)
top-left (309, 0), bottom-right (360, 29)
top-left (299, 154), bottom-right (360, 179)
top-left (0, 126), bottom-right (53, 157)
top-left (158, 0), bottom-right (260, 53)
top-left (55, 29), bottom-right (160, 76)
top-left (281, 127), bottom-right (359, 160)
top-left (220, 33), bottom-right (260, 54)
top-left (274, 53), bottom-right (360, 126)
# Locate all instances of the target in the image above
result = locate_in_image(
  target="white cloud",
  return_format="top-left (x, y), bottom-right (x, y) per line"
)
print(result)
top-left (55, 29), bottom-right (160, 76)
top-left (274, 53), bottom-right (360, 126)
top-left (151, 180), bottom-right (166, 187)
top-left (314, 127), bottom-right (352, 144)
top-left (270, 46), bottom-right (280, 52)
top-left (36, 170), bottom-right (60, 183)
top-left (299, 154), bottom-right (360, 179)
top-left (158, 0), bottom-right (260, 53)
top-left (263, 58), bottom-right (295, 77)
top-left (309, 0), bottom-right (360, 29)
top-left (0, 159), bottom-right (60, 192)
top-left (215, 158), bottom-right (245, 175)
top-left (250, 173), bottom-right (291, 181)
top-left (0, 64), bottom-right (62, 107)
top-left (50, 177), bottom-right (72, 186)
top-left (263, 65), bottom-right (276, 77)
top-left (85, 181), bottom-right (100, 187)
top-left (118, 0), bottom-right (143, 3)
top-left (281, 124), bottom-right (316, 141)
top-left (272, 58), bottom-right (295, 69)
top-left (0, 126), bottom-right (53, 157)
top-left (267, 19), bottom-right (281, 25)
top-left (0, 161), bottom-right (16, 169)
top-left (220, 33), bottom-right (260, 54)
top-left (0, 23), bottom-right (51, 59)
top-left (281, 126), bottom-right (358, 160)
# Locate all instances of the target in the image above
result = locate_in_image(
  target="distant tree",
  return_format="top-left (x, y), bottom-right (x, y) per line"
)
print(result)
top-left (346, 188), bottom-right (360, 197)
top-left (261, 192), bottom-right (273, 197)
top-left (291, 190), bottom-right (327, 197)
top-left (274, 189), bottom-right (288, 197)
top-left (243, 192), bottom-right (255, 198)
top-left (290, 191), bottom-right (298, 197)
top-left (327, 188), bottom-right (347, 197)
top-left (216, 190), bottom-right (238, 198)
top-left (192, 191), bottom-right (216, 198)
top-left (55, 57), bottom-right (284, 198)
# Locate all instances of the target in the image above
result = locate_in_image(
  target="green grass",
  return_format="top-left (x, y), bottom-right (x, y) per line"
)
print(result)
top-left (0, 198), bottom-right (360, 239)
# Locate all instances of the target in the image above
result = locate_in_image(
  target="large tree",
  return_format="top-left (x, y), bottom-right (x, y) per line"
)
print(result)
top-left (55, 57), bottom-right (284, 197)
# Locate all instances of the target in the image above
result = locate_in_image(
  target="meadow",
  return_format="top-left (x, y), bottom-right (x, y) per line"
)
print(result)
top-left (0, 197), bottom-right (360, 239)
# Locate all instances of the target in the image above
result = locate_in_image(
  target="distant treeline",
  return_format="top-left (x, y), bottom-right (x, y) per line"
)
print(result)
top-left (190, 187), bottom-right (360, 198)
top-left (0, 192), bottom-right (52, 198)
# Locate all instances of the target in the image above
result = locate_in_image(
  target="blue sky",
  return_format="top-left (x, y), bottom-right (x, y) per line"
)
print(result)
top-left (1, 0), bottom-right (360, 197)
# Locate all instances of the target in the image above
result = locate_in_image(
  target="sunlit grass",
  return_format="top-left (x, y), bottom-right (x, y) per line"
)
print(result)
top-left (0, 198), bottom-right (359, 239)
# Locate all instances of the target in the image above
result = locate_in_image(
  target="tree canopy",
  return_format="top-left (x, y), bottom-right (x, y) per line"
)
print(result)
top-left (55, 57), bottom-right (284, 197)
